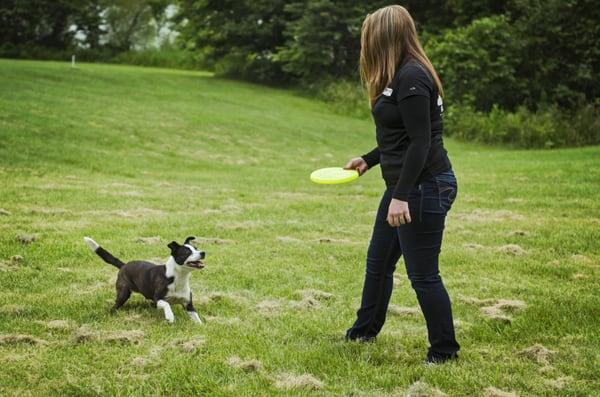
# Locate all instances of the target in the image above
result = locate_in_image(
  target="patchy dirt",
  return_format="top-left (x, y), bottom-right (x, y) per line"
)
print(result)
top-left (458, 296), bottom-right (496, 306)
top-left (256, 299), bottom-right (281, 314)
top-left (464, 243), bottom-right (485, 250)
top-left (505, 230), bottom-right (530, 237)
top-left (480, 308), bottom-right (513, 323)
top-left (225, 356), bottom-right (262, 372)
top-left (296, 289), bottom-right (334, 301)
top-left (315, 237), bottom-right (356, 244)
top-left (388, 305), bottom-right (420, 316)
top-left (73, 326), bottom-right (144, 344)
top-left (44, 319), bottom-right (76, 330)
top-left (198, 291), bottom-right (248, 306)
top-left (544, 376), bottom-right (572, 389)
top-left (273, 373), bottom-right (323, 391)
top-left (405, 381), bottom-right (448, 397)
top-left (0, 334), bottom-right (49, 346)
top-left (481, 299), bottom-right (527, 323)
top-left (131, 346), bottom-right (162, 367)
top-left (103, 330), bottom-right (144, 344)
top-left (136, 236), bottom-right (161, 244)
top-left (498, 244), bottom-right (527, 256)
top-left (17, 234), bottom-right (38, 244)
top-left (505, 197), bottom-right (525, 203)
top-left (518, 344), bottom-right (556, 365)
top-left (194, 237), bottom-right (232, 245)
top-left (177, 336), bottom-right (205, 353)
top-left (276, 236), bottom-right (303, 243)
top-left (484, 387), bottom-right (518, 397)
top-left (289, 296), bottom-right (321, 310)
top-left (572, 273), bottom-right (589, 280)
top-left (570, 254), bottom-right (594, 265)
top-left (0, 304), bottom-right (27, 315)
top-left (204, 316), bottom-right (241, 325)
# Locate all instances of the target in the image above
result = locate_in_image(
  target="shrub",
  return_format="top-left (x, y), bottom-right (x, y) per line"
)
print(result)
top-left (444, 103), bottom-right (600, 148)
top-left (111, 49), bottom-right (203, 70)
top-left (426, 15), bottom-right (523, 112)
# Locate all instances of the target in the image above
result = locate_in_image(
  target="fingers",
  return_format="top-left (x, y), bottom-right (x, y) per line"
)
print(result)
top-left (387, 210), bottom-right (411, 227)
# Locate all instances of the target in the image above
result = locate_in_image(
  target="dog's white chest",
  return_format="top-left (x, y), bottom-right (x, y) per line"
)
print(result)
top-left (166, 278), bottom-right (190, 303)
top-left (165, 269), bottom-right (191, 304)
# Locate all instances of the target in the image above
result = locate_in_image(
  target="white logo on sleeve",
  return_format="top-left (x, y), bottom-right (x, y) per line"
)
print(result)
top-left (409, 86), bottom-right (416, 91)
top-left (383, 87), bottom-right (393, 96)
top-left (438, 95), bottom-right (444, 113)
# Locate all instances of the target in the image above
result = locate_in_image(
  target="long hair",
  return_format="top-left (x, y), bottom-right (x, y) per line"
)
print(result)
top-left (359, 5), bottom-right (443, 107)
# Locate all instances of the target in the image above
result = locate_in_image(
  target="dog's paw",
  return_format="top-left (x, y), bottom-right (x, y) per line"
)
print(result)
top-left (187, 311), bottom-right (202, 324)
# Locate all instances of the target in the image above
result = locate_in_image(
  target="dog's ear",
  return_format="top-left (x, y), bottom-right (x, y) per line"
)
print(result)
top-left (184, 236), bottom-right (196, 245)
top-left (167, 241), bottom-right (180, 252)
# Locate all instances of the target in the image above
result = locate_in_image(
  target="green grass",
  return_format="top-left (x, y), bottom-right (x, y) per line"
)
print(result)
top-left (0, 59), bottom-right (599, 396)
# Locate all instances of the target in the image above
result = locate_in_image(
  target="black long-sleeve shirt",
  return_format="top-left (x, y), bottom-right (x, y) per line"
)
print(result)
top-left (361, 59), bottom-right (451, 200)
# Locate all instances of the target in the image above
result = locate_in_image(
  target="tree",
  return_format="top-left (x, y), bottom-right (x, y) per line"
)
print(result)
top-left (103, 0), bottom-right (169, 51)
top-left (176, 0), bottom-right (288, 82)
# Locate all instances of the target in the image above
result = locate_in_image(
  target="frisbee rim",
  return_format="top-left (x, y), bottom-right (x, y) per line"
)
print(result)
top-left (310, 167), bottom-right (359, 184)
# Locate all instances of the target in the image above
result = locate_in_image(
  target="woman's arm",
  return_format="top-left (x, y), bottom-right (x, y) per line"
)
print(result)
top-left (344, 147), bottom-right (379, 176)
top-left (361, 147), bottom-right (380, 169)
top-left (387, 95), bottom-right (431, 226)
top-left (392, 95), bottom-right (431, 200)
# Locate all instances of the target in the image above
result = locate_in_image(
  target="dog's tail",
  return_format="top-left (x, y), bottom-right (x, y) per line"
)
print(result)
top-left (83, 237), bottom-right (125, 269)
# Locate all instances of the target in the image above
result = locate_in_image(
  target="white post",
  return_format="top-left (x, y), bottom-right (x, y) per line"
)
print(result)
top-left (71, 55), bottom-right (76, 68)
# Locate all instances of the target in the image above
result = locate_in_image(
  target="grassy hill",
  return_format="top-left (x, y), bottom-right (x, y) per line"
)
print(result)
top-left (0, 59), bottom-right (599, 396)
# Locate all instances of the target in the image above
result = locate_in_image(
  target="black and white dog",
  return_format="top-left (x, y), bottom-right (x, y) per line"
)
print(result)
top-left (83, 236), bottom-right (205, 324)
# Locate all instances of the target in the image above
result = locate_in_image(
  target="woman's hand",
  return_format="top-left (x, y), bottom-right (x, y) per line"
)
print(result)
top-left (344, 157), bottom-right (369, 176)
top-left (387, 198), bottom-right (411, 226)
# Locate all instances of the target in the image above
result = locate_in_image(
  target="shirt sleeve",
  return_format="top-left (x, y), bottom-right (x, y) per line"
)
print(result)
top-left (395, 65), bottom-right (432, 102)
top-left (361, 147), bottom-right (380, 168)
top-left (392, 95), bottom-right (432, 201)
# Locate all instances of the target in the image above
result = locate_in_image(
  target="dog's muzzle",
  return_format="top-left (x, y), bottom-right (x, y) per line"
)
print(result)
top-left (185, 260), bottom-right (205, 269)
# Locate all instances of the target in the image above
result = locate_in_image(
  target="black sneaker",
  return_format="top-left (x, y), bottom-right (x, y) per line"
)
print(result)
top-left (425, 352), bottom-right (458, 366)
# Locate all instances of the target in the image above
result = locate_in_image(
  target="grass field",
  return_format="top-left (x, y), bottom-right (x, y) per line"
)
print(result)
top-left (0, 59), bottom-right (599, 396)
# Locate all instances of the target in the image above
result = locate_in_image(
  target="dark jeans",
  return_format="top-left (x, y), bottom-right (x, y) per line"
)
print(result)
top-left (346, 169), bottom-right (460, 358)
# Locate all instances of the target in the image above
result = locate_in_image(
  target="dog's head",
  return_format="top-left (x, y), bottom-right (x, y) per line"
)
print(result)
top-left (167, 236), bottom-right (206, 270)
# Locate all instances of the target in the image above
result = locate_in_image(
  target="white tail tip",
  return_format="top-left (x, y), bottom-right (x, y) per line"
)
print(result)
top-left (83, 237), bottom-right (99, 252)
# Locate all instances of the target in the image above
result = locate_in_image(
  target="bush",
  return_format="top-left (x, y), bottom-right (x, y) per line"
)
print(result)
top-left (316, 79), bottom-right (371, 119)
top-left (426, 15), bottom-right (523, 112)
top-left (110, 49), bottom-right (203, 70)
top-left (444, 103), bottom-right (600, 148)
top-left (319, 79), bottom-right (600, 149)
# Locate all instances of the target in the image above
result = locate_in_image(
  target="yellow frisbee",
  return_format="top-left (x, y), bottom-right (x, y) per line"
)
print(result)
top-left (310, 167), bottom-right (359, 184)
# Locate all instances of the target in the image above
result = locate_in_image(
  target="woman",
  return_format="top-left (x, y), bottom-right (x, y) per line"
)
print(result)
top-left (344, 5), bottom-right (460, 364)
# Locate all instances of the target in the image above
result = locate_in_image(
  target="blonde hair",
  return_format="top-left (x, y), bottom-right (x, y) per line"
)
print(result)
top-left (359, 5), bottom-right (443, 107)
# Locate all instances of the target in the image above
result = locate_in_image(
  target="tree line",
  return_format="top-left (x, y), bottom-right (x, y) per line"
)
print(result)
top-left (1, 0), bottom-right (598, 147)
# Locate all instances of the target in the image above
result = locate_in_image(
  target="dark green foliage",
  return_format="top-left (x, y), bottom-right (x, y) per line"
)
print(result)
top-left (444, 102), bottom-right (600, 148)
top-left (426, 15), bottom-right (523, 112)
top-left (509, 0), bottom-right (600, 109)
top-left (1, 0), bottom-right (598, 147)
top-left (175, 0), bottom-right (288, 82)
top-left (0, 0), bottom-right (170, 57)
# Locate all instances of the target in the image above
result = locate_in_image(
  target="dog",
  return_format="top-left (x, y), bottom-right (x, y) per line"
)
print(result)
top-left (83, 236), bottom-right (205, 324)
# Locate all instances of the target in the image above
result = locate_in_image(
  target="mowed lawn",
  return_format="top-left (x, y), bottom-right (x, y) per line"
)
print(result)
top-left (0, 59), bottom-right (599, 396)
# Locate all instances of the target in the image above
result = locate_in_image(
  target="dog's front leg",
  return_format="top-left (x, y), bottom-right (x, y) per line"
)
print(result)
top-left (156, 299), bottom-right (175, 323)
top-left (185, 295), bottom-right (202, 324)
